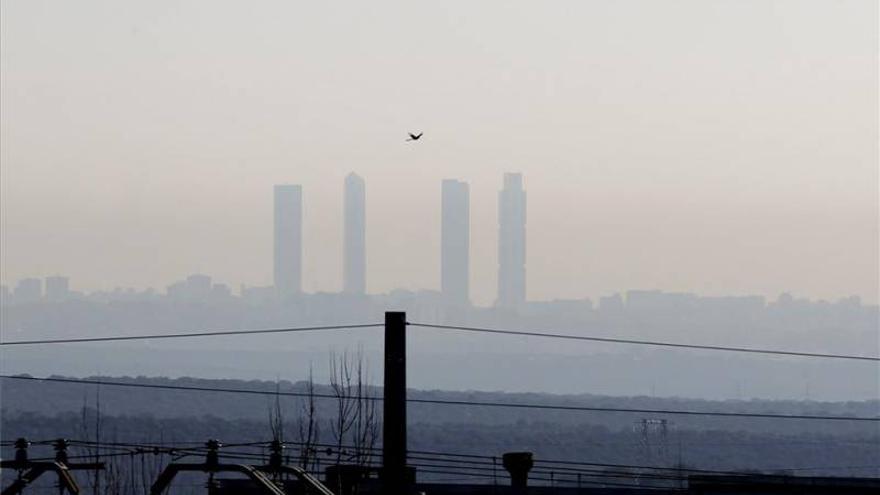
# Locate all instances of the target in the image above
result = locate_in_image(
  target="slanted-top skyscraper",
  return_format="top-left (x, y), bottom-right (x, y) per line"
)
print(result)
top-left (441, 179), bottom-right (470, 305)
top-left (274, 184), bottom-right (303, 297)
top-left (497, 173), bottom-right (526, 308)
top-left (344, 173), bottom-right (366, 294)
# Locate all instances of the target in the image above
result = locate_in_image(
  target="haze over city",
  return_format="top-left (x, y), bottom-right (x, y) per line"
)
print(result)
top-left (1, 0), bottom-right (877, 305)
top-left (2, 2), bottom-right (880, 492)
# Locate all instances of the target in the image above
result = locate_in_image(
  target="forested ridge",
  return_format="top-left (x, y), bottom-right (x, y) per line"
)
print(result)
top-left (2, 375), bottom-right (877, 478)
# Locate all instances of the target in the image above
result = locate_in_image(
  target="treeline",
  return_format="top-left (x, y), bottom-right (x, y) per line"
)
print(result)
top-left (2, 374), bottom-right (877, 436)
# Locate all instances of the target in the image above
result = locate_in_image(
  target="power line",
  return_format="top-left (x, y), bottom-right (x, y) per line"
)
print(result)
top-left (408, 467), bottom-right (680, 490)
top-left (0, 323), bottom-right (382, 346)
top-left (407, 396), bottom-right (880, 421)
top-left (531, 457), bottom-right (880, 475)
top-left (14, 437), bottom-right (865, 450)
top-left (1, 374), bottom-right (345, 400)
top-left (769, 464), bottom-right (880, 472)
top-left (181, 453), bottom-right (672, 492)
top-left (3, 374), bottom-right (878, 422)
top-left (409, 457), bottom-right (880, 484)
top-left (42, 439), bottom-right (373, 456)
top-left (408, 452), bottom-right (757, 478)
top-left (9, 438), bottom-right (874, 482)
top-left (409, 322), bottom-right (880, 362)
top-left (408, 452), bottom-right (741, 478)
top-left (3, 319), bottom-right (874, 363)
top-left (405, 459), bottom-right (689, 482)
top-left (15, 441), bottom-right (873, 480)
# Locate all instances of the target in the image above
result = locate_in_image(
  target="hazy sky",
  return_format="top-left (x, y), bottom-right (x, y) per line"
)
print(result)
top-left (1, 0), bottom-right (877, 305)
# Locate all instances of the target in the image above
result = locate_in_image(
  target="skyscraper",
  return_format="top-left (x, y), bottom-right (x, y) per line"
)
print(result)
top-left (344, 173), bottom-right (366, 294)
top-left (497, 173), bottom-right (527, 308)
top-left (441, 179), bottom-right (470, 305)
top-left (274, 184), bottom-right (303, 297)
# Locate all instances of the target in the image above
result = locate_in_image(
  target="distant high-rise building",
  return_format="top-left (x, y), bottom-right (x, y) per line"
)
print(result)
top-left (497, 173), bottom-right (526, 308)
top-left (344, 173), bottom-right (366, 294)
top-left (441, 179), bottom-right (470, 305)
top-left (45, 276), bottom-right (70, 302)
top-left (13, 278), bottom-right (42, 304)
top-left (274, 185), bottom-right (303, 297)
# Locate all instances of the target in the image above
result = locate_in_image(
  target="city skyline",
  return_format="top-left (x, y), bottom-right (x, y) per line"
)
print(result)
top-left (2, 1), bottom-right (876, 306)
top-left (1, 170), bottom-right (876, 305)
top-left (2, 169), bottom-right (874, 307)
top-left (3, 270), bottom-right (872, 308)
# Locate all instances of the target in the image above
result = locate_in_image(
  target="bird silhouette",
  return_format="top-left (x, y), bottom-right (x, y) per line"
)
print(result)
top-left (406, 132), bottom-right (423, 142)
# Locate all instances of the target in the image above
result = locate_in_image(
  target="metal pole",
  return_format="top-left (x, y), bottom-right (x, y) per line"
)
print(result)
top-left (383, 311), bottom-right (407, 494)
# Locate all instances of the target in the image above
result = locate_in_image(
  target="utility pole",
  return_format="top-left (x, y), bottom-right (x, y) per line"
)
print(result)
top-left (383, 311), bottom-right (407, 494)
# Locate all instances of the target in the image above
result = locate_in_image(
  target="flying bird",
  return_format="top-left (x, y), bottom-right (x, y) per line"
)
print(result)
top-left (406, 132), bottom-right (423, 142)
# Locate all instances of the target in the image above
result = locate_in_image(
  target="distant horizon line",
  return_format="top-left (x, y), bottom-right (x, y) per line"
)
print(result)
top-left (0, 275), bottom-right (874, 308)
